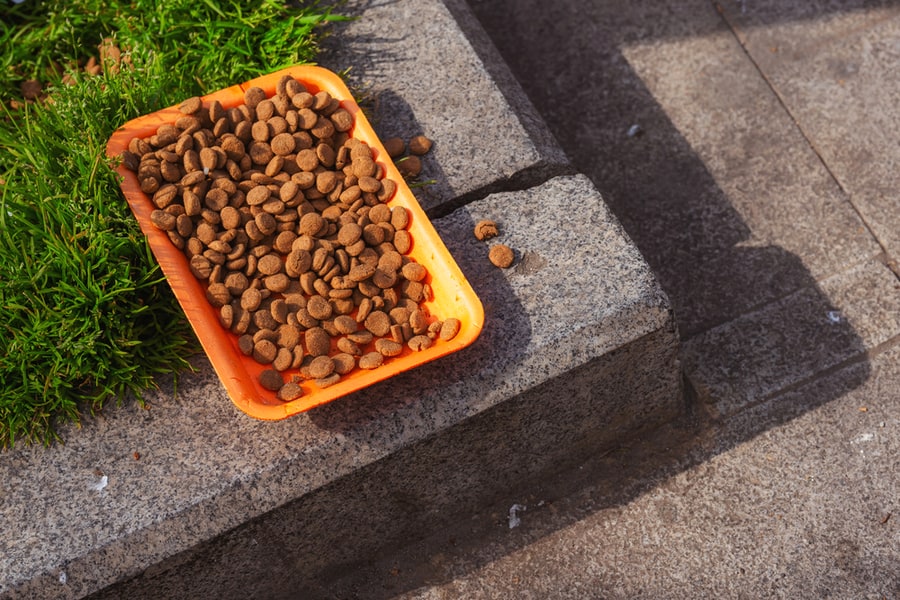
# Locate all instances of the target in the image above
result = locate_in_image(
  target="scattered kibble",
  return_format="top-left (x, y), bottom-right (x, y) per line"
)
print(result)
top-left (396, 155), bottom-right (422, 178)
top-left (121, 75), bottom-right (461, 400)
top-left (383, 137), bottom-right (406, 158)
top-left (473, 219), bottom-right (499, 241)
top-left (407, 135), bottom-right (432, 155)
top-left (489, 244), bottom-right (515, 269)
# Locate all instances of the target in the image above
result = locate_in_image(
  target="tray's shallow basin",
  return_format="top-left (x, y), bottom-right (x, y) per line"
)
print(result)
top-left (106, 65), bottom-right (483, 419)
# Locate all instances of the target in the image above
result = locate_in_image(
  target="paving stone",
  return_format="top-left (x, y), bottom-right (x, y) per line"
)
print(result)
top-left (716, 1), bottom-right (900, 265)
top-left (467, 0), bottom-right (882, 338)
top-left (1, 176), bottom-right (681, 598)
top-left (683, 257), bottom-right (900, 417)
top-left (319, 0), bottom-right (571, 214)
top-left (326, 343), bottom-right (900, 599)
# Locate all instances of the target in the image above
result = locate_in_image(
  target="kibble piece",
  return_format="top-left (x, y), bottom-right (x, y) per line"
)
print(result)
top-left (332, 353), bottom-right (356, 375)
top-left (489, 244), bottom-right (515, 268)
top-left (330, 108), bottom-right (353, 132)
top-left (333, 315), bottom-right (358, 335)
top-left (408, 335), bottom-right (433, 352)
top-left (313, 373), bottom-right (340, 388)
top-left (401, 262), bottom-right (427, 282)
top-left (383, 137), bottom-right (406, 158)
top-left (252, 339), bottom-right (278, 364)
top-left (364, 310), bottom-right (391, 337)
top-left (474, 219), bottom-right (499, 241)
top-left (358, 351), bottom-right (384, 370)
top-left (397, 155), bottom-right (422, 178)
top-left (238, 334), bottom-right (255, 356)
top-left (179, 96), bottom-right (202, 115)
top-left (259, 369), bottom-right (284, 392)
top-left (277, 382), bottom-right (304, 401)
top-left (375, 338), bottom-right (403, 357)
top-left (219, 304), bottom-right (234, 329)
top-left (307, 294), bottom-right (333, 320)
top-left (205, 283), bottom-right (231, 308)
top-left (150, 210), bottom-right (177, 231)
top-left (439, 318), bottom-right (461, 341)
top-left (244, 86), bottom-right (267, 109)
top-left (305, 326), bottom-right (331, 357)
top-left (307, 355), bottom-right (335, 379)
top-left (393, 230), bottom-right (412, 254)
top-left (408, 135), bottom-right (433, 155)
top-left (257, 253), bottom-right (283, 275)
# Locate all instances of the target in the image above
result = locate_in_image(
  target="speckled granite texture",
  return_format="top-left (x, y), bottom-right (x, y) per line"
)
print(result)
top-left (0, 175), bottom-right (680, 599)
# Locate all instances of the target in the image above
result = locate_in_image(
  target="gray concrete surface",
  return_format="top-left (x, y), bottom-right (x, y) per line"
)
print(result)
top-left (319, 0), bottom-right (900, 597)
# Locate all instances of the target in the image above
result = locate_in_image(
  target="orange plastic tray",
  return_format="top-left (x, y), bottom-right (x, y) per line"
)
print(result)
top-left (106, 65), bottom-right (483, 419)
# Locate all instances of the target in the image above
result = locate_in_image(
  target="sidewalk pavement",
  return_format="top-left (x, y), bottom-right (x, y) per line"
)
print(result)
top-left (324, 0), bottom-right (900, 597)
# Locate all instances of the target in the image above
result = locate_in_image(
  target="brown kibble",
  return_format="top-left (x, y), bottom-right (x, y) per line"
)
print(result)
top-left (257, 253), bottom-right (283, 276)
top-left (397, 155), bottom-right (422, 178)
top-left (474, 219), bottom-right (499, 241)
top-left (252, 339), bottom-right (278, 364)
top-left (332, 352), bottom-right (356, 375)
top-left (364, 310), bottom-right (391, 337)
top-left (489, 244), bottom-right (515, 268)
top-left (150, 209), bottom-right (177, 231)
top-left (238, 334), bottom-right (255, 356)
top-left (22, 79), bottom-right (43, 100)
top-left (277, 382), bottom-right (304, 401)
top-left (375, 338), bottom-right (403, 357)
top-left (408, 135), bottom-right (433, 155)
top-left (307, 295), bottom-right (333, 320)
top-left (393, 230), bottom-right (412, 254)
top-left (383, 137), bottom-right (406, 158)
top-left (273, 347), bottom-right (293, 371)
top-left (401, 262), bottom-right (427, 282)
top-left (179, 96), bottom-right (202, 115)
top-left (240, 287), bottom-right (263, 312)
top-left (408, 335), bottom-right (433, 352)
top-left (259, 369), bottom-right (284, 391)
top-left (358, 351), bottom-right (384, 370)
top-left (205, 283), bottom-right (231, 308)
top-left (391, 206), bottom-right (410, 230)
top-left (315, 373), bottom-right (341, 388)
top-left (307, 355), bottom-right (335, 379)
top-left (244, 86), bottom-right (267, 109)
top-left (270, 132), bottom-right (295, 156)
top-left (305, 326), bottom-right (331, 357)
top-left (333, 315), bottom-right (358, 335)
top-left (439, 318), bottom-right (461, 341)
top-left (330, 108), bottom-right (353, 132)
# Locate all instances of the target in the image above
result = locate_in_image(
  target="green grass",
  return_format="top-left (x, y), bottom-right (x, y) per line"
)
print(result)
top-left (0, 0), bottom-right (347, 447)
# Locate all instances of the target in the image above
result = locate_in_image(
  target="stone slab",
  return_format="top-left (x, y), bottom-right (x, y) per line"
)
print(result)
top-left (683, 257), bottom-right (900, 416)
top-left (467, 0), bottom-right (882, 338)
top-left (1, 175), bottom-right (681, 598)
top-left (716, 1), bottom-right (900, 266)
top-left (319, 0), bottom-right (572, 215)
top-left (323, 340), bottom-right (900, 600)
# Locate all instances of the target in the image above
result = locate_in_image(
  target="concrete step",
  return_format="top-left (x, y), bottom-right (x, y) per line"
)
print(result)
top-left (0, 1), bottom-right (681, 598)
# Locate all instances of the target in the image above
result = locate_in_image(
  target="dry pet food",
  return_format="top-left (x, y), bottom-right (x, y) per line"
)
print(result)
top-left (120, 75), bottom-right (461, 401)
top-left (473, 219), bottom-right (499, 241)
top-left (489, 244), bottom-right (515, 269)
